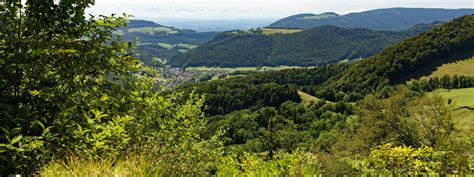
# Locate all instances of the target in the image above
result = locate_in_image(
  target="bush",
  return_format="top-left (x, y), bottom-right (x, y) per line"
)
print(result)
top-left (353, 143), bottom-right (472, 175)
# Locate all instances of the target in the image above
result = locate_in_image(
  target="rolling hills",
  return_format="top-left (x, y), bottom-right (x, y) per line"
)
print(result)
top-left (326, 15), bottom-right (474, 96)
top-left (119, 20), bottom-right (218, 66)
top-left (176, 16), bottom-right (474, 162)
top-left (269, 8), bottom-right (474, 31)
top-left (170, 23), bottom-right (437, 67)
top-left (186, 15), bottom-right (474, 109)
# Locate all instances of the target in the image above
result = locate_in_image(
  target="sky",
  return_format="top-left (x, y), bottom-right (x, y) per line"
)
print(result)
top-left (87, 0), bottom-right (474, 21)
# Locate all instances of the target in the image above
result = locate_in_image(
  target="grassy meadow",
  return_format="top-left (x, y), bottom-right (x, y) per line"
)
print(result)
top-left (427, 56), bottom-right (474, 78)
top-left (261, 28), bottom-right (303, 35)
top-left (127, 27), bottom-right (178, 34)
top-left (300, 13), bottom-right (338, 20)
top-left (436, 88), bottom-right (474, 131)
top-left (298, 91), bottom-right (319, 106)
top-left (437, 88), bottom-right (474, 108)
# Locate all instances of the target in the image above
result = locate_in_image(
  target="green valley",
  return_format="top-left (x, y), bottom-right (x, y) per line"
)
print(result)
top-left (120, 20), bottom-right (218, 66)
top-left (1, 1), bottom-right (474, 176)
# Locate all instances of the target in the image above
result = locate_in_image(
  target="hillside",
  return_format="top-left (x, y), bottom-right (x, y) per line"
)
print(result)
top-left (170, 24), bottom-right (434, 67)
top-left (119, 20), bottom-right (218, 66)
top-left (326, 15), bottom-right (474, 96)
top-left (180, 15), bottom-right (474, 134)
top-left (269, 8), bottom-right (474, 31)
top-left (177, 16), bottom-right (474, 171)
top-left (123, 20), bottom-right (165, 28)
top-left (186, 15), bottom-right (474, 104)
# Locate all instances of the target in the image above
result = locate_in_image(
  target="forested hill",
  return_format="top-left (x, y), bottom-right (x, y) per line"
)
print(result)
top-left (269, 8), bottom-right (474, 31)
top-left (185, 15), bottom-right (474, 113)
top-left (124, 20), bottom-right (166, 28)
top-left (170, 23), bottom-right (436, 67)
top-left (326, 15), bottom-right (474, 96)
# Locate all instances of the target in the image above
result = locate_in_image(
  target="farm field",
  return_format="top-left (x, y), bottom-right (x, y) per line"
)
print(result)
top-left (261, 28), bottom-right (303, 35)
top-left (127, 27), bottom-right (178, 34)
top-left (186, 66), bottom-right (312, 72)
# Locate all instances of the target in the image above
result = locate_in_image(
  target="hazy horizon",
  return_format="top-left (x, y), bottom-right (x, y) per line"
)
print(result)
top-left (87, 0), bottom-right (473, 21)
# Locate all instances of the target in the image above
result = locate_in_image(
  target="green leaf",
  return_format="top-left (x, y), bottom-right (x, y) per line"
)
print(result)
top-left (11, 127), bottom-right (21, 134)
top-left (34, 120), bottom-right (45, 129)
top-left (77, 124), bottom-right (83, 133)
top-left (0, 128), bottom-right (9, 136)
top-left (100, 94), bottom-right (109, 102)
top-left (11, 135), bottom-right (22, 145)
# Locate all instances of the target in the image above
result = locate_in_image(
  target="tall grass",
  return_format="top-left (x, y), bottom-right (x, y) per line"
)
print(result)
top-left (40, 156), bottom-right (161, 177)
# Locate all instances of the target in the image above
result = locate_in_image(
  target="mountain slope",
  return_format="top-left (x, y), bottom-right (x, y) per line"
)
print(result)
top-left (269, 8), bottom-right (474, 31)
top-left (326, 15), bottom-right (474, 95)
top-left (189, 15), bottom-right (474, 103)
top-left (125, 20), bottom-right (165, 28)
top-left (170, 24), bottom-right (436, 67)
top-left (180, 15), bottom-right (474, 118)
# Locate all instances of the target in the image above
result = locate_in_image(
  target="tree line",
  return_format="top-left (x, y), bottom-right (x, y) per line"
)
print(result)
top-left (410, 75), bottom-right (474, 92)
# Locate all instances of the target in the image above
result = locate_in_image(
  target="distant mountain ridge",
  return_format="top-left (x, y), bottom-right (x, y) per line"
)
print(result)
top-left (269, 8), bottom-right (474, 31)
top-left (126, 20), bottom-right (165, 28)
top-left (170, 22), bottom-right (438, 67)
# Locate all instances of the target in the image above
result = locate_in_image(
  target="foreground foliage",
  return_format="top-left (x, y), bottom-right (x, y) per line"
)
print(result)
top-left (353, 143), bottom-right (472, 175)
top-left (42, 151), bottom-right (321, 176)
top-left (0, 0), bottom-right (221, 175)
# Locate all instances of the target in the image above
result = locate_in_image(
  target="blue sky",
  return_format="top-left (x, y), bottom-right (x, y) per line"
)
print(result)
top-left (87, 0), bottom-right (474, 20)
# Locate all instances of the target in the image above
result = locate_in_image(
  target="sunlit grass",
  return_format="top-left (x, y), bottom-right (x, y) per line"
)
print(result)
top-left (437, 88), bottom-right (474, 108)
top-left (298, 91), bottom-right (319, 106)
top-left (435, 88), bottom-right (474, 132)
top-left (186, 66), bottom-right (312, 73)
top-left (128, 27), bottom-right (178, 35)
top-left (427, 56), bottom-right (474, 78)
top-left (41, 156), bottom-right (161, 177)
top-left (261, 28), bottom-right (303, 35)
top-left (158, 42), bottom-right (174, 49)
top-left (452, 109), bottom-right (474, 131)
